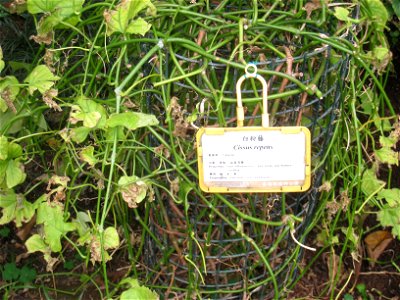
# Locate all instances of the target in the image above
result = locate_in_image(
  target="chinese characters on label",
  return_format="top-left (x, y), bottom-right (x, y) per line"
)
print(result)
top-left (200, 130), bottom-right (308, 189)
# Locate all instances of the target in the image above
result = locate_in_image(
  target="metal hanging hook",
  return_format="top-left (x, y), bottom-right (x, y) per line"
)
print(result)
top-left (236, 63), bottom-right (269, 128)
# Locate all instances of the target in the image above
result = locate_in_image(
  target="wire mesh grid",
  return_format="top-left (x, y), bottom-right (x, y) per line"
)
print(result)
top-left (144, 6), bottom-right (353, 299)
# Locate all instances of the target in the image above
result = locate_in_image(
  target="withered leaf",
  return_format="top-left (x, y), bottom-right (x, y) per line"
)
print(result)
top-left (364, 230), bottom-right (393, 267)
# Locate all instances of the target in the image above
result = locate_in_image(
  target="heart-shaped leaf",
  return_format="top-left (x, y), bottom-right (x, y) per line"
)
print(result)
top-left (0, 191), bottom-right (35, 227)
top-left (118, 175), bottom-right (149, 208)
top-left (103, 227), bottom-right (120, 250)
top-left (6, 160), bottom-right (26, 188)
top-left (24, 65), bottom-right (60, 95)
top-left (104, 0), bottom-right (156, 36)
top-left (36, 202), bottom-right (75, 252)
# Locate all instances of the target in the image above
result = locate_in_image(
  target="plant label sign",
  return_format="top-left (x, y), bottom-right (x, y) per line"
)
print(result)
top-left (196, 127), bottom-right (311, 193)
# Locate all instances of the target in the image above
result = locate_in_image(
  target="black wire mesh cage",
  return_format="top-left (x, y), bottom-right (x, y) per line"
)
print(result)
top-left (145, 2), bottom-right (354, 298)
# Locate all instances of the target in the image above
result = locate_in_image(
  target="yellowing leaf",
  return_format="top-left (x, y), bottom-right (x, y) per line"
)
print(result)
top-left (106, 112), bottom-right (158, 130)
top-left (103, 227), bottom-right (120, 250)
top-left (375, 147), bottom-right (399, 165)
top-left (377, 188), bottom-right (400, 207)
top-left (26, 234), bottom-right (49, 254)
top-left (380, 135), bottom-right (397, 148)
top-left (24, 65), bottom-right (60, 95)
top-left (0, 191), bottom-right (35, 227)
top-left (373, 46), bottom-right (389, 61)
top-left (79, 146), bottom-right (98, 166)
top-left (118, 175), bottom-right (148, 208)
top-left (0, 47), bottom-right (4, 74)
top-left (0, 76), bottom-right (20, 113)
top-left (377, 206), bottom-right (400, 238)
top-left (361, 168), bottom-right (385, 196)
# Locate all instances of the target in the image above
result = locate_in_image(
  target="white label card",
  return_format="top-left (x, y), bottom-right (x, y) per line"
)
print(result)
top-left (200, 129), bottom-right (308, 189)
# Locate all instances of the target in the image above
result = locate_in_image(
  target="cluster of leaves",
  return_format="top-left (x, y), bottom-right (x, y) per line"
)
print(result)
top-left (310, 0), bottom-right (399, 298)
top-left (361, 129), bottom-right (400, 237)
top-left (1, 0), bottom-right (397, 298)
top-left (1, 262), bottom-right (36, 284)
top-left (0, 0), bottom-right (159, 298)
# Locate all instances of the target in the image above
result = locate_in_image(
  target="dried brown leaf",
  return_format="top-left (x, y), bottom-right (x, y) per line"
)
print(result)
top-left (43, 89), bottom-right (61, 111)
top-left (364, 230), bottom-right (393, 267)
top-left (16, 216), bottom-right (36, 241)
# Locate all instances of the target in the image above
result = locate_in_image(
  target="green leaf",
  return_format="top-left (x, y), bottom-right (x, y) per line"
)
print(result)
top-left (365, 0), bottom-right (389, 31)
top-left (0, 191), bottom-right (19, 225)
top-left (19, 265), bottom-right (37, 283)
top-left (24, 65), bottom-right (59, 95)
top-left (2, 262), bottom-right (20, 282)
top-left (0, 76), bottom-right (20, 113)
top-left (70, 127), bottom-right (92, 143)
top-left (361, 168), bottom-right (385, 196)
top-left (121, 287), bottom-right (158, 300)
top-left (343, 294), bottom-right (354, 300)
top-left (393, 0), bottom-right (400, 18)
top-left (360, 89), bottom-right (377, 115)
top-left (51, 0), bottom-right (85, 18)
top-left (103, 227), bottom-right (120, 250)
top-left (73, 211), bottom-right (90, 237)
top-left (27, 0), bottom-right (63, 14)
top-left (7, 142), bottom-right (23, 159)
top-left (373, 46), bottom-right (389, 61)
top-left (6, 160), bottom-right (26, 188)
top-left (377, 206), bottom-right (400, 238)
top-left (28, 0), bottom-right (84, 42)
top-left (79, 146), bottom-right (98, 166)
top-left (126, 17), bottom-right (151, 36)
top-left (105, 0), bottom-right (155, 36)
top-left (26, 234), bottom-right (49, 253)
top-left (0, 191), bottom-right (35, 227)
top-left (0, 226), bottom-right (10, 238)
top-left (0, 136), bottom-right (8, 160)
top-left (334, 7), bottom-right (350, 21)
top-left (106, 112), bottom-right (158, 131)
top-left (120, 279), bottom-right (158, 300)
top-left (380, 135), bottom-right (397, 148)
top-left (27, 0), bottom-right (83, 17)
top-left (36, 202), bottom-right (75, 252)
top-left (377, 188), bottom-right (400, 207)
top-left (70, 98), bottom-right (107, 129)
top-left (0, 161), bottom-right (7, 186)
top-left (375, 147), bottom-right (399, 165)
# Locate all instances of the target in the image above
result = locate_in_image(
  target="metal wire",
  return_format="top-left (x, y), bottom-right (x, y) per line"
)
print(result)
top-left (145, 6), bottom-right (353, 299)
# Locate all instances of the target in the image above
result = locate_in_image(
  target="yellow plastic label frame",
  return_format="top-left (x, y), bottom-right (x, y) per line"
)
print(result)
top-left (196, 126), bottom-right (311, 193)
top-left (196, 64), bottom-right (312, 193)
